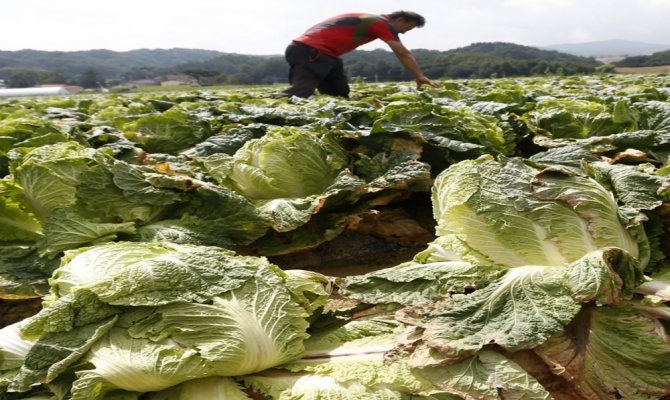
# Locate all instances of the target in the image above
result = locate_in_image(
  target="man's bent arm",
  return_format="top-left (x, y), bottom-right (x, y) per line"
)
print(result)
top-left (386, 40), bottom-right (440, 89)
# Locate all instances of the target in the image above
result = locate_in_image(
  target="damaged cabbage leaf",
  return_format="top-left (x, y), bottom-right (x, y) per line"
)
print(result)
top-left (356, 155), bottom-right (648, 364)
top-left (395, 249), bottom-right (640, 362)
top-left (528, 98), bottom-right (628, 139)
top-left (371, 101), bottom-right (517, 162)
top-left (534, 302), bottom-right (670, 399)
top-left (243, 307), bottom-right (551, 399)
top-left (342, 259), bottom-right (505, 306)
top-left (124, 107), bottom-right (215, 154)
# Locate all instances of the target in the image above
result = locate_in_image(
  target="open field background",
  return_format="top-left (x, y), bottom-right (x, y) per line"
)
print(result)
top-left (616, 64), bottom-right (670, 73)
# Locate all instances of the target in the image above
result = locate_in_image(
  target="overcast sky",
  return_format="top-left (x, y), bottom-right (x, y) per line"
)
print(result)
top-left (2, 0), bottom-right (669, 54)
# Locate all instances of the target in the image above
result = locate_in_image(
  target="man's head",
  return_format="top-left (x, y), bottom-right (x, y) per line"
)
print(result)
top-left (387, 11), bottom-right (426, 33)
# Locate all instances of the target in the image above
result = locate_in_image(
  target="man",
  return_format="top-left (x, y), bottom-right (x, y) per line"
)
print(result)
top-left (281, 11), bottom-right (440, 98)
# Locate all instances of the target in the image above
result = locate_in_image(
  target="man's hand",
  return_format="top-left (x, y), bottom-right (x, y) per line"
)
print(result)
top-left (416, 76), bottom-right (440, 89)
top-left (387, 41), bottom-right (441, 90)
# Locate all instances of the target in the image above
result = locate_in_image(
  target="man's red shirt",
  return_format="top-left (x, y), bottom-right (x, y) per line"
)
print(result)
top-left (294, 13), bottom-right (400, 57)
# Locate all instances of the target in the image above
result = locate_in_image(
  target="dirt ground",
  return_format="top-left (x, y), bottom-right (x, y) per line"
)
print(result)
top-left (269, 192), bottom-right (436, 276)
top-left (615, 64), bottom-right (670, 73)
top-left (0, 298), bottom-right (42, 328)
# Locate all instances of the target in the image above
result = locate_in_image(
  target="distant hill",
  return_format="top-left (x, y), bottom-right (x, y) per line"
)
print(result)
top-left (408, 42), bottom-right (601, 79)
top-left (442, 42), bottom-right (600, 61)
top-left (175, 53), bottom-right (287, 84)
top-left (180, 41), bottom-right (602, 83)
top-left (0, 42), bottom-right (604, 87)
top-left (541, 39), bottom-right (670, 57)
top-left (0, 48), bottom-right (226, 78)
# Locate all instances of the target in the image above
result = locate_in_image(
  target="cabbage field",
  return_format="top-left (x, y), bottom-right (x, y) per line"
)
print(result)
top-left (1, 74), bottom-right (670, 399)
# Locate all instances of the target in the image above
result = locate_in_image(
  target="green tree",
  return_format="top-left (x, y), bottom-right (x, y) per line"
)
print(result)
top-left (121, 66), bottom-right (157, 80)
top-left (6, 68), bottom-right (42, 88)
top-left (183, 68), bottom-right (219, 85)
top-left (256, 59), bottom-right (287, 84)
top-left (41, 68), bottom-right (71, 84)
top-left (78, 67), bottom-right (105, 88)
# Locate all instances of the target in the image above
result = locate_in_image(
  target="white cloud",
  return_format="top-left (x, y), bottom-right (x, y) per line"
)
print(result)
top-left (501, 0), bottom-right (574, 12)
top-left (1, 0), bottom-right (668, 53)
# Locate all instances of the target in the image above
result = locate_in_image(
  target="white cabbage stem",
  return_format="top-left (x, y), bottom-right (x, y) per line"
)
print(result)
top-left (635, 280), bottom-right (670, 301)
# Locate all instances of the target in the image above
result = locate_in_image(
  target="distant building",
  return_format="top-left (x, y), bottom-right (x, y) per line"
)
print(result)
top-left (39, 84), bottom-right (84, 93)
top-left (0, 86), bottom-right (70, 97)
top-left (161, 80), bottom-right (194, 86)
top-left (160, 75), bottom-right (198, 86)
top-left (0, 79), bottom-right (6, 89)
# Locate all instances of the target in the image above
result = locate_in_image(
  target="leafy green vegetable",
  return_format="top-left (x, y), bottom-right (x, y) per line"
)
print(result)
top-left (204, 127), bottom-right (351, 201)
top-left (203, 127), bottom-right (365, 232)
top-left (48, 242), bottom-right (259, 306)
top-left (11, 317), bottom-right (117, 392)
top-left (535, 303), bottom-right (670, 399)
top-left (2, 75), bottom-right (670, 399)
top-left (243, 307), bottom-right (551, 399)
top-left (0, 321), bottom-right (34, 393)
top-left (528, 98), bottom-right (628, 138)
top-left (371, 101), bottom-right (517, 161)
top-left (396, 249), bottom-right (639, 361)
top-left (429, 156), bottom-right (648, 268)
top-left (10, 142), bottom-right (113, 220)
top-left (125, 108), bottom-right (215, 154)
top-left (70, 327), bottom-right (213, 397)
top-left (126, 264), bottom-right (310, 376)
top-left (6, 241), bottom-right (330, 399)
top-left (145, 376), bottom-right (250, 400)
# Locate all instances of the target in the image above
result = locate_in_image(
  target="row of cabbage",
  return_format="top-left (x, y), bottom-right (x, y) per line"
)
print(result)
top-left (1, 74), bottom-right (670, 399)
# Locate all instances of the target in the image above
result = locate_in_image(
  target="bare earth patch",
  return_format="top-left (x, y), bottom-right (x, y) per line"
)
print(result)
top-left (616, 65), bottom-right (670, 73)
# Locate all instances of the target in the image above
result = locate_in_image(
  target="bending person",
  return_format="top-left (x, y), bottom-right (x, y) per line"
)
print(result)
top-left (281, 11), bottom-right (440, 98)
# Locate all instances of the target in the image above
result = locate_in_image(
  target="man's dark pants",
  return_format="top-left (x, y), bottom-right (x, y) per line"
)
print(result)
top-left (281, 42), bottom-right (350, 98)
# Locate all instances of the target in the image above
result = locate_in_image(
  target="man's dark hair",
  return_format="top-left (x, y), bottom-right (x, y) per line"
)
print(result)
top-left (388, 11), bottom-right (426, 28)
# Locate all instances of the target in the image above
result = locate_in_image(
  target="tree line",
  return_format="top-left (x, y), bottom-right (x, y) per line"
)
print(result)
top-left (0, 67), bottom-right (106, 89)
top-left (615, 49), bottom-right (670, 67)
top-left (0, 42), bottom-right (606, 89)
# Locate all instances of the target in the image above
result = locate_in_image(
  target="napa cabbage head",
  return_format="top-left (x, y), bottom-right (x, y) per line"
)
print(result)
top-left (378, 156), bottom-right (649, 364)
top-left (66, 264), bottom-right (315, 399)
top-left (528, 98), bottom-right (627, 138)
top-left (339, 155), bottom-right (650, 366)
top-left (8, 141), bottom-right (113, 220)
top-left (48, 241), bottom-right (260, 306)
top-left (14, 242), bottom-right (329, 399)
top-left (426, 156), bottom-right (649, 269)
top-left (201, 127), bottom-right (365, 232)
top-left (370, 101), bottom-right (518, 163)
top-left (202, 127), bottom-right (351, 201)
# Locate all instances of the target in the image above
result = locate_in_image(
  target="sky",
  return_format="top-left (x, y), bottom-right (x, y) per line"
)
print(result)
top-left (2, 0), bottom-right (669, 54)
